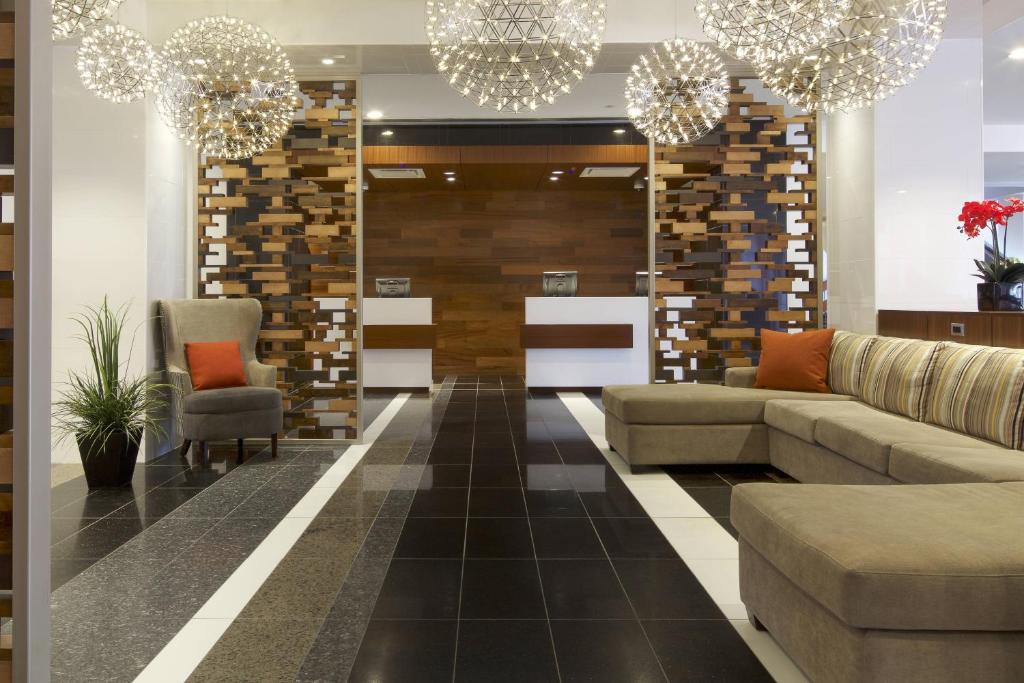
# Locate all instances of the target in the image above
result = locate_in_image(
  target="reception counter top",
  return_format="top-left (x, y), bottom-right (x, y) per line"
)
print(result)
top-left (523, 297), bottom-right (649, 388)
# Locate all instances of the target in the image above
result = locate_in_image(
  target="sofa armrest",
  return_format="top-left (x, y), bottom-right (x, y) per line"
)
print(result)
top-left (167, 369), bottom-right (193, 398)
top-left (725, 367), bottom-right (758, 388)
top-left (247, 360), bottom-right (278, 389)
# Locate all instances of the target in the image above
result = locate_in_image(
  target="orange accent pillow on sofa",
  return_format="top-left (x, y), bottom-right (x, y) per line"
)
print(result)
top-left (185, 341), bottom-right (248, 391)
top-left (754, 328), bottom-right (836, 393)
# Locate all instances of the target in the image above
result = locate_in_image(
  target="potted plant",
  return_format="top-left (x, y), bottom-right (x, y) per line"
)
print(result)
top-left (53, 299), bottom-right (167, 488)
top-left (957, 198), bottom-right (1024, 311)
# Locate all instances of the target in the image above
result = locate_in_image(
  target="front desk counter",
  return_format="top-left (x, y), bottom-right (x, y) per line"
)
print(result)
top-left (363, 298), bottom-right (434, 390)
top-left (522, 297), bottom-right (649, 389)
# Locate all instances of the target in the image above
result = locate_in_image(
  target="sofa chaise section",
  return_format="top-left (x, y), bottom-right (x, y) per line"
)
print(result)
top-left (603, 378), bottom-right (853, 466)
top-left (732, 482), bottom-right (1024, 683)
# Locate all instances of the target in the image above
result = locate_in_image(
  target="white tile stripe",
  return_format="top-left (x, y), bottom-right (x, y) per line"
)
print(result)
top-left (134, 394), bottom-right (412, 683)
top-left (557, 393), bottom-right (808, 683)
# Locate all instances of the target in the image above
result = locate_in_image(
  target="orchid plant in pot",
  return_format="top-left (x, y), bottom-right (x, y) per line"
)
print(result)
top-left (957, 198), bottom-right (1024, 311)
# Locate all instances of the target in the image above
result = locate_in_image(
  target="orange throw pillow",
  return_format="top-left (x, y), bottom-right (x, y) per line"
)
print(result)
top-left (754, 328), bottom-right (836, 393)
top-left (185, 341), bottom-right (248, 391)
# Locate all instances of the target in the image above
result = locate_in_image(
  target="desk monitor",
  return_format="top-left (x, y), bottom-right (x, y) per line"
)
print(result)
top-left (543, 271), bottom-right (578, 297)
top-left (376, 278), bottom-right (411, 298)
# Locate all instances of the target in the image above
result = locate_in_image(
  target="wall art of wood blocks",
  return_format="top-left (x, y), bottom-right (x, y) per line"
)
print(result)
top-left (198, 81), bottom-right (359, 439)
top-left (654, 81), bottom-right (819, 384)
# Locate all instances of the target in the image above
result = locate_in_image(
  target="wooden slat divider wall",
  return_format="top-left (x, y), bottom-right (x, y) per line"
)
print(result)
top-left (654, 81), bottom-right (820, 383)
top-left (198, 81), bottom-right (359, 439)
top-left (0, 11), bottom-right (12, 676)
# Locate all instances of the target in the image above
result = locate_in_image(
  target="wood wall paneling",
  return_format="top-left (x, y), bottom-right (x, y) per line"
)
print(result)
top-left (876, 310), bottom-right (929, 341)
top-left (198, 81), bottom-right (359, 439)
top-left (653, 81), bottom-right (820, 383)
top-left (364, 189), bottom-right (647, 377)
top-left (363, 325), bottom-right (437, 350)
top-left (878, 310), bottom-right (1024, 348)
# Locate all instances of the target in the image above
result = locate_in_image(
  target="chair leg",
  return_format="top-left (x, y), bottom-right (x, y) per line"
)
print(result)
top-left (179, 439), bottom-right (192, 460)
top-left (237, 438), bottom-right (245, 464)
top-left (271, 433), bottom-right (279, 459)
top-left (197, 441), bottom-right (208, 465)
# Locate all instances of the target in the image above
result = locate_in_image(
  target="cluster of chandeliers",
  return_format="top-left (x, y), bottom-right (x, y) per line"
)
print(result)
top-left (427, 0), bottom-right (948, 145)
top-left (54, 1), bottom-right (298, 160)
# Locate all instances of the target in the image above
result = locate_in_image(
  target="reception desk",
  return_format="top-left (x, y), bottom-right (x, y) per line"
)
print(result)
top-left (363, 298), bottom-right (434, 389)
top-left (522, 297), bottom-right (649, 388)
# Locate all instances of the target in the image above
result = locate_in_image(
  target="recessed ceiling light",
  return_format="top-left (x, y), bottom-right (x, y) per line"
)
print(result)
top-left (446, 177), bottom-right (457, 182)
top-left (549, 176), bottom-right (560, 181)
top-left (381, 130), bottom-right (394, 137)
top-left (551, 170), bottom-right (565, 175)
top-left (613, 128), bottom-right (627, 135)
top-left (1010, 47), bottom-right (1024, 61)
top-left (366, 110), bottom-right (384, 120)
top-left (321, 57), bottom-right (336, 66)
top-left (444, 171), bottom-right (456, 176)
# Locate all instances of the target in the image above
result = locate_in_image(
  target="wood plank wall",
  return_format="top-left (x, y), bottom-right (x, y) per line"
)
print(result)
top-left (654, 80), bottom-right (820, 383)
top-left (0, 12), bottom-right (11, 675)
top-left (198, 81), bottom-right (359, 439)
top-left (364, 189), bottom-right (647, 377)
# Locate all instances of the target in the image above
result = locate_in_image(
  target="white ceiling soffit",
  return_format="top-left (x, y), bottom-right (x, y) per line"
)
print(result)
top-left (985, 0), bottom-right (1024, 35)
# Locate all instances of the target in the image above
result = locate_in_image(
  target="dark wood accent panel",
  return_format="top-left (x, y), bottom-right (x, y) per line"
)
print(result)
top-left (877, 310), bottom-right (929, 341)
top-left (364, 144), bottom-right (647, 166)
top-left (520, 324), bottom-right (633, 349)
top-left (653, 81), bottom-right (820, 383)
top-left (364, 325), bottom-right (437, 350)
top-left (879, 310), bottom-right (1024, 349)
top-left (364, 190), bottom-right (647, 377)
top-left (198, 81), bottom-right (359, 439)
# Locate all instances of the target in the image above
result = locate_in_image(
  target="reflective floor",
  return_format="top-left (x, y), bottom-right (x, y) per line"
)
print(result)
top-left (52, 378), bottom-right (785, 682)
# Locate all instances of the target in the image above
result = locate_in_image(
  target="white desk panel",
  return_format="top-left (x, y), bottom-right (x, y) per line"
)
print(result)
top-left (524, 297), bottom-right (649, 388)
top-left (363, 298), bottom-right (433, 389)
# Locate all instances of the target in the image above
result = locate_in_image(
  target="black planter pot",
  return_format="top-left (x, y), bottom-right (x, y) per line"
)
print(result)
top-left (977, 282), bottom-right (1024, 312)
top-left (76, 430), bottom-right (141, 488)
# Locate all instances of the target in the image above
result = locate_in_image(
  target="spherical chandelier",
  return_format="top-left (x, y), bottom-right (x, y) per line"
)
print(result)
top-left (154, 16), bottom-right (299, 160)
top-left (76, 24), bottom-right (157, 104)
top-left (52, 0), bottom-right (125, 40)
top-left (757, 0), bottom-right (947, 113)
top-left (625, 40), bottom-right (730, 145)
top-left (696, 0), bottom-right (853, 64)
top-left (426, 0), bottom-right (607, 113)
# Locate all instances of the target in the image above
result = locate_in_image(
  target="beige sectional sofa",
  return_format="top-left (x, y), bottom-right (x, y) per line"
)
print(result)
top-left (603, 332), bottom-right (1024, 683)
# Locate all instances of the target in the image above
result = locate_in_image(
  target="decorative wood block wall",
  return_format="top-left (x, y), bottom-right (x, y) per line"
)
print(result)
top-left (198, 81), bottom-right (359, 439)
top-left (654, 80), bottom-right (820, 383)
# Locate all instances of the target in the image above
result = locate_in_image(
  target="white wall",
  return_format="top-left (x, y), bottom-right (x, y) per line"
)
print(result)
top-left (51, 5), bottom-right (191, 464)
top-left (874, 38), bottom-right (985, 313)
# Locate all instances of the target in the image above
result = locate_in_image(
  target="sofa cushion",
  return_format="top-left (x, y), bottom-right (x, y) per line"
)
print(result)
top-left (858, 336), bottom-right (940, 420)
top-left (925, 342), bottom-right (1024, 449)
top-left (828, 331), bottom-right (876, 396)
top-left (755, 328), bottom-right (835, 393)
top-left (184, 386), bottom-right (282, 415)
top-left (814, 404), bottom-right (994, 475)
top-left (601, 384), bottom-right (853, 426)
top-left (732, 482), bottom-right (1024, 631)
top-left (890, 443), bottom-right (1024, 484)
top-left (764, 399), bottom-right (868, 444)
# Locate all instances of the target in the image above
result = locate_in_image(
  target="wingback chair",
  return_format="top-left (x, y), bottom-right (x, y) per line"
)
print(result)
top-left (159, 298), bottom-right (283, 463)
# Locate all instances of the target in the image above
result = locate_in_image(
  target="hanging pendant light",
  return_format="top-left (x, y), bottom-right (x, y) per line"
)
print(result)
top-left (625, 39), bottom-right (730, 145)
top-left (426, 0), bottom-right (607, 113)
top-left (52, 0), bottom-right (125, 40)
top-left (757, 0), bottom-right (947, 113)
top-left (76, 23), bottom-right (157, 104)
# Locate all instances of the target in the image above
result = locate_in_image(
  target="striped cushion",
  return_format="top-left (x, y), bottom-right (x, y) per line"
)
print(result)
top-left (925, 343), bottom-right (1024, 449)
top-left (858, 337), bottom-right (940, 420)
top-left (828, 331), bottom-right (876, 396)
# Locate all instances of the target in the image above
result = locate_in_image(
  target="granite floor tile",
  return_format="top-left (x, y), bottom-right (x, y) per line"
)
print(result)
top-left (530, 517), bottom-right (606, 559)
top-left (394, 517), bottom-right (466, 559)
top-left (408, 487), bottom-right (469, 517)
top-left (372, 560), bottom-right (462, 620)
top-left (591, 517), bottom-right (678, 559)
top-left (239, 555), bottom-right (356, 621)
top-left (454, 620), bottom-right (559, 683)
top-left (107, 486), bottom-right (203, 520)
top-left (289, 517), bottom-right (374, 559)
top-left (459, 560), bottom-right (545, 619)
top-left (525, 489), bottom-right (587, 517)
top-left (419, 464), bottom-right (471, 488)
top-left (684, 486), bottom-right (733, 517)
top-left (644, 619), bottom-right (773, 682)
top-left (50, 517), bottom-right (147, 560)
top-left (465, 517), bottom-right (534, 558)
top-left (612, 559), bottom-right (724, 620)
top-left (539, 559), bottom-right (634, 620)
top-left (467, 487), bottom-right (527, 517)
top-left (347, 620), bottom-right (458, 683)
top-left (318, 487), bottom-right (390, 518)
top-left (188, 619), bottom-right (325, 683)
top-left (550, 620), bottom-right (667, 683)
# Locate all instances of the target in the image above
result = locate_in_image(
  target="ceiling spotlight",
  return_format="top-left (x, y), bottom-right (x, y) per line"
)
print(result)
top-left (321, 57), bottom-right (336, 65)
top-left (381, 129), bottom-right (395, 137)
top-left (1011, 47), bottom-right (1024, 61)
top-left (549, 176), bottom-right (560, 181)
top-left (552, 170), bottom-right (565, 175)
top-left (613, 128), bottom-right (627, 135)
top-left (366, 110), bottom-right (384, 120)
top-left (446, 176), bottom-right (457, 182)
top-left (444, 171), bottom-right (456, 176)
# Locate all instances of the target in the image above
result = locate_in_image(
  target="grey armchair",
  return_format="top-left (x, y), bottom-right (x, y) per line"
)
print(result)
top-left (159, 298), bottom-right (283, 463)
